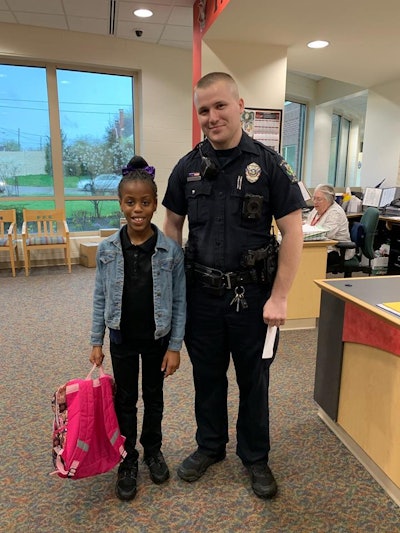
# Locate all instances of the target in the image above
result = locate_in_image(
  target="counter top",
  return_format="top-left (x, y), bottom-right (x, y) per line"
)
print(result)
top-left (315, 276), bottom-right (400, 327)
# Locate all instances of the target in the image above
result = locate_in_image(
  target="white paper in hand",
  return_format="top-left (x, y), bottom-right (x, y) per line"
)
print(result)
top-left (262, 326), bottom-right (277, 359)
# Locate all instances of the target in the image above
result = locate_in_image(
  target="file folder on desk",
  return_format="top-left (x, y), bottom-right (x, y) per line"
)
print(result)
top-left (376, 301), bottom-right (400, 318)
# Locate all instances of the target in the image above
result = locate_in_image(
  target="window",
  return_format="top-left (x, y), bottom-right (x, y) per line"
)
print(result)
top-left (282, 101), bottom-right (306, 177)
top-left (0, 64), bottom-right (135, 232)
top-left (329, 114), bottom-right (350, 186)
top-left (0, 65), bottom-right (53, 199)
top-left (282, 145), bottom-right (296, 166)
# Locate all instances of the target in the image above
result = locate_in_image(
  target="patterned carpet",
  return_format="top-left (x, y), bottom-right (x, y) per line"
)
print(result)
top-left (1, 265), bottom-right (399, 532)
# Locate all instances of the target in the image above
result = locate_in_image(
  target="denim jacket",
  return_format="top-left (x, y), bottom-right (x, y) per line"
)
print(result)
top-left (90, 225), bottom-right (186, 352)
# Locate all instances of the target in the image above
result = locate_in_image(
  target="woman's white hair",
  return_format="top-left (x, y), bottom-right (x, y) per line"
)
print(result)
top-left (315, 184), bottom-right (335, 204)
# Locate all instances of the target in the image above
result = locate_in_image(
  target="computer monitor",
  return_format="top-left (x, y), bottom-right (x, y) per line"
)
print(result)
top-left (362, 187), bottom-right (382, 208)
top-left (379, 187), bottom-right (397, 208)
top-left (298, 181), bottom-right (311, 201)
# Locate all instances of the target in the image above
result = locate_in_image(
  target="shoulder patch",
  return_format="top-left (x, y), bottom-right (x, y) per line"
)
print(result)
top-left (279, 158), bottom-right (298, 183)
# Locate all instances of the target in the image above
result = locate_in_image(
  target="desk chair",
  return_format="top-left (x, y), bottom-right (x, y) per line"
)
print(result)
top-left (327, 207), bottom-right (379, 277)
top-left (22, 209), bottom-right (71, 276)
top-left (0, 209), bottom-right (20, 277)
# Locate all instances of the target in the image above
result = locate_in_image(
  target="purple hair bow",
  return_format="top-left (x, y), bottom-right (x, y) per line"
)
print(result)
top-left (122, 165), bottom-right (156, 178)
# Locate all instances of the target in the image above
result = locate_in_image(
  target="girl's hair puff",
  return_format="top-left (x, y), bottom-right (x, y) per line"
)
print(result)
top-left (118, 155), bottom-right (157, 199)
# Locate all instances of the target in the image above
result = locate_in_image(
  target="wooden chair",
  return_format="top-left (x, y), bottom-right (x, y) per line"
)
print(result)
top-left (22, 209), bottom-right (71, 276)
top-left (0, 209), bottom-right (20, 277)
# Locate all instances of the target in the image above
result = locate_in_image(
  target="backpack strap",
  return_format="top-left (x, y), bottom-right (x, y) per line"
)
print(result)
top-left (99, 368), bottom-right (126, 459)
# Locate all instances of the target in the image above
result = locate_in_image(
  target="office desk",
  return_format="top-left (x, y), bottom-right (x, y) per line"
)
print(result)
top-left (347, 213), bottom-right (400, 274)
top-left (380, 216), bottom-right (400, 274)
top-left (283, 239), bottom-right (336, 330)
top-left (314, 276), bottom-right (400, 505)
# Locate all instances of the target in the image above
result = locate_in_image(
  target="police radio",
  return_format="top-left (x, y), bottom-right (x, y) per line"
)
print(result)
top-left (198, 143), bottom-right (218, 180)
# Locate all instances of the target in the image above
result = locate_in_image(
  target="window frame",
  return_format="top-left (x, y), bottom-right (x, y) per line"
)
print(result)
top-left (329, 113), bottom-right (351, 187)
top-left (282, 100), bottom-right (306, 179)
top-left (0, 60), bottom-right (138, 235)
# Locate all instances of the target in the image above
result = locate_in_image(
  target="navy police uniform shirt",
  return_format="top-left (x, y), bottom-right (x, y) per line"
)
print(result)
top-left (162, 132), bottom-right (305, 272)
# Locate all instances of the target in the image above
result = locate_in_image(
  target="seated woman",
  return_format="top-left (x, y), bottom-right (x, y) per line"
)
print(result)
top-left (306, 184), bottom-right (355, 267)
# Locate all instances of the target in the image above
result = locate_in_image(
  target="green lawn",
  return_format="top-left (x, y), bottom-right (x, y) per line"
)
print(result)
top-left (0, 199), bottom-right (119, 215)
top-left (6, 174), bottom-right (83, 187)
top-left (0, 176), bottom-right (121, 231)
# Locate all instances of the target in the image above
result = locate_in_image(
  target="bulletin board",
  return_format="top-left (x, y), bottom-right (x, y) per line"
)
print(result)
top-left (241, 108), bottom-right (282, 152)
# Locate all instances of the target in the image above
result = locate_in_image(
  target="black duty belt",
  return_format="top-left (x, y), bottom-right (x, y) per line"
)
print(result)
top-left (192, 262), bottom-right (257, 290)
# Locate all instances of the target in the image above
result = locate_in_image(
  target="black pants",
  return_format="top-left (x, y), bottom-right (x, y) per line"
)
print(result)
top-left (185, 283), bottom-right (278, 466)
top-left (110, 337), bottom-right (167, 461)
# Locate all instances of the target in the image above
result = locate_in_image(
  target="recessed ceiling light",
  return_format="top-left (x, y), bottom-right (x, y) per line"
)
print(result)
top-left (133, 9), bottom-right (153, 18)
top-left (307, 40), bottom-right (330, 49)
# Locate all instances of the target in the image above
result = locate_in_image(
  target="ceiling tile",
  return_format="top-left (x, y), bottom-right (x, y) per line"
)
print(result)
top-left (120, 0), bottom-right (194, 5)
top-left (8, 0), bottom-right (64, 14)
top-left (68, 16), bottom-right (108, 34)
top-left (63, 0), bottom-right (109, 18)
top-left (14, 12), bottom-right (68, 29)
top-left (168, 6), bottom-right (192, 26)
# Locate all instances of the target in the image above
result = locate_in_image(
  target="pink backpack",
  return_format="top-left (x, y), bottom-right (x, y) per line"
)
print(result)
top-left (51, 365), bottom-right (126, 479)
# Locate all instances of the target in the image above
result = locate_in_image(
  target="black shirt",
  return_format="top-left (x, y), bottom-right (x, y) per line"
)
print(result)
top-left (120, 224), bottom-right (157, 341)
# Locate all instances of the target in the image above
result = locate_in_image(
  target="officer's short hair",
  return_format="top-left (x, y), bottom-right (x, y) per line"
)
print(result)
top-left (195, 72), bottom-right (239, 98)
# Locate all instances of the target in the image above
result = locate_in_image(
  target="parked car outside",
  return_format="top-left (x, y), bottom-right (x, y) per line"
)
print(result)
top-left (0, 179), bottom-right (6, 193)
top-left (77, 174), bottom-right (121, 193)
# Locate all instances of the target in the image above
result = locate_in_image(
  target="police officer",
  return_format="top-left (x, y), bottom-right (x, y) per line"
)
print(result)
top-left (162, 72), bottom-right (305, 499)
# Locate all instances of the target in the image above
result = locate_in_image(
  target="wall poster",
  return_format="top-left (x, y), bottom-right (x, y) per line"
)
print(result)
top-left (241, 108), bottom-right (282, 152)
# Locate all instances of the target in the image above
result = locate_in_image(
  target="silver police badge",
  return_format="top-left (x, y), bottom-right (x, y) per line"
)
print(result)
top-left (245, 162), bottom-right (261, 183)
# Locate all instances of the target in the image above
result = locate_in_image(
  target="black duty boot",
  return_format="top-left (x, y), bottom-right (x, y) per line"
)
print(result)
top-left (177, 449), bottom-right (226, 482)
top-left (247, 463), bottom-right (278, 499)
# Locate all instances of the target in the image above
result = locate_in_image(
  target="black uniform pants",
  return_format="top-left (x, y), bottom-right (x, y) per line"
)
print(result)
top-left (110, 337), bottom-right (167, 461)
top-left (185, 283), bottom-right (279, 466)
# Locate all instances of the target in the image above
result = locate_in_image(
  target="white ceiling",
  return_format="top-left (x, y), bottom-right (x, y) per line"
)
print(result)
top-left (207, 0), bottom-right (400, 91)
top-left (0, 0), bottom-right (195, 49)
top-left (1, 0), bottom-right (400, 106)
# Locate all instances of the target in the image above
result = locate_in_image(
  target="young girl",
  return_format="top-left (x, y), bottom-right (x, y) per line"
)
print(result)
top-left (89, 156), bottom-right (186, 501)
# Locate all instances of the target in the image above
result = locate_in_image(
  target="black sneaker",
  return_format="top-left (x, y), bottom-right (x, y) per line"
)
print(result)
top-left (247, 463), bottom-right (277, 499)
top-left (143, 451), bottom-right (170, 484)
top-left (115, 458), bottom-right (138, 501)
top-left (177, 449), bottom-right (226, 482)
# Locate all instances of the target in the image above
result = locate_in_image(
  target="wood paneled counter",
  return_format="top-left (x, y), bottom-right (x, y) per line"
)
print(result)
top-left (314, 276), bottom-right (400, 506)
top-left (283, 240), bottom-right (337, 330)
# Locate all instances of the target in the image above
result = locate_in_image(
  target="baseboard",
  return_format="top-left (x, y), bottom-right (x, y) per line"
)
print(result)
top-left (281, 318), bottom-right (317, 330)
